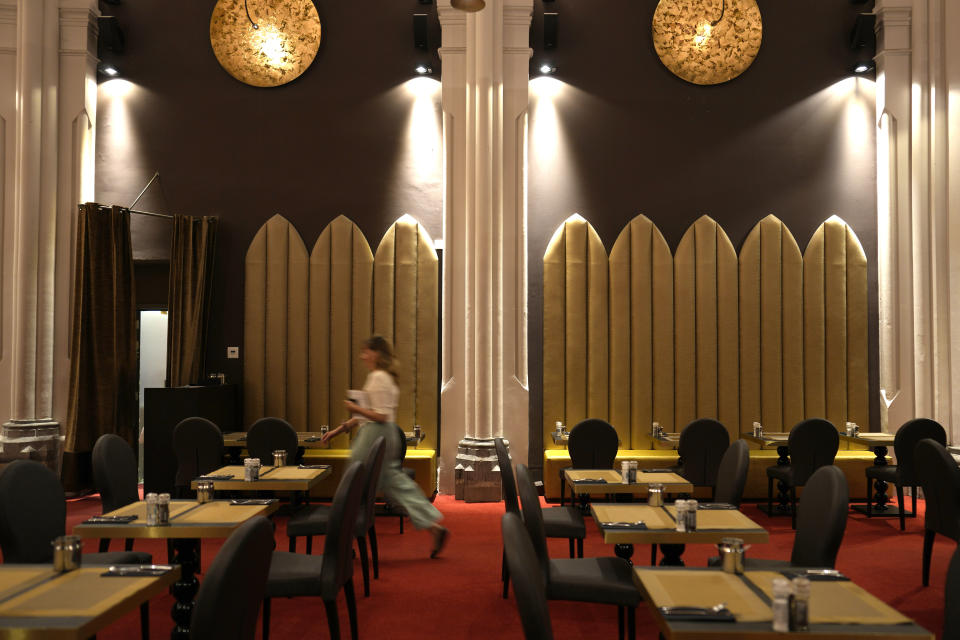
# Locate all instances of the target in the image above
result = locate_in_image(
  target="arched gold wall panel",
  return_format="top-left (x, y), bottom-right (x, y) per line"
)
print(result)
top-left (244, 215), bottom-right (309, 429)
top-left (803, 216), bottom-right (869, 429)
top-left (739, 215), bottom-right (804, 432)
top-left (373, 217), bottom-right (439, 447)
top-left (308, 216), bottom-right (373, 447)
top-left (674, 216), bottom-right (739, 440)
top-left (609, 215), bottom-right (674, 447)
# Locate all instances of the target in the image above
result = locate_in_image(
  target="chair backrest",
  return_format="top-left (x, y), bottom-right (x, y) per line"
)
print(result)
top-left (567, 419), bottom-right (619, 469)
top-left (495, 438), bottom-right (520, 515)
top-left (677, 419), bottom-right (730, 487)
top-left (246, 417), bottom-right (299, 466)
top-left (190, 516), bottom-right (275, 640)
top-left (356, 436), bottom-right (386, 534)
top-left (502, 513), bottom-right (554, 640)
top-left (786, 418), bottom-right (839, 486)
top-left (92, 434), bottom-right (140, 514)
top-left (944, 544), bottom-right (960, 639)
top-left (894, 419), bottom-right (947, 485)
top-left (515, 464), bottom-right (550, 582)
top-left (396, 424), bottom-right (408, 462)
top-left (320, 460), bottom-right (367, 599)
top-left (713, 439), bottom-right (749, 506)
top-left (791, 465), bottom-right (848, 568)
top-left (915, 438), bottom-right (960, 540)
top-left (0, 460), bottom-right (65, 563)
top-left (173, 417), bottom-right (224, 487)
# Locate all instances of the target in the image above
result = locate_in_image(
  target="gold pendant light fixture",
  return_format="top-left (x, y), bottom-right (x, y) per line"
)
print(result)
top-left (652, 0), bottom-right (762, 85)
top-left (210, 0), bottom-right (322, 88)
top-left (451, 0), bottom-right (486, 12)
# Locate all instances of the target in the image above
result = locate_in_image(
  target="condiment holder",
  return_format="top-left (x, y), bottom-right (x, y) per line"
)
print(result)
top-left (196, 479), bottom-right (215, 503)
top-left (647, 483), bottom-right (664, 507)
top-left (272, 449), bottom-right (287, 467)
top-left (52, 535), bottom-right (82, 572)
top-left (244, 458), bottom-right (261, 482)
top-left (717, 537), bottom-right (746, 574)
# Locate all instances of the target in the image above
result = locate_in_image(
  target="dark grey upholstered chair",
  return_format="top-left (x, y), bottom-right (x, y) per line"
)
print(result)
top-left (866, 419), bottom-right (947, 530)
top-left (92, 433), bottom-right (142, 553)
top-left (190, 516), bottom-right (275, 640)
top-left (246, 416), bottom-right (300, 466)
top-left (502, 512), bottom-right (555, 640)
top-left (915, 438), bottom-right (960, 587)
top-left (263, 460), bottom-right (366, 640)
top-left (766, 418), bottom-right (839, 529)
top-left (173, 416), bottom-right (224, 491)
top-left (670, 418), bottom-right (730, 492)
top-left (713, 439), bottom-right (750, 507)
top-left (560, 418), bottom-right (619, 507)
top-left (517, 464), bottom-right (640, 640)
top-left (287, 436), bottom-right (386, 597)
top-left (375, 424), bottom-right (415, 533)
top-left (497, 438), bottom-right (585, 599)
top-left (944, 544), bottom-right (960, 639)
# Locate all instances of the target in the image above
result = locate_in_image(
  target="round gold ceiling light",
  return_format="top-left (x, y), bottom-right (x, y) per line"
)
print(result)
top-left (451, 0), bottom-right (486, 12)
top-left (652, 0), bottom-right (762, 86)
top-left (210, 0), bottom-right (322, 88)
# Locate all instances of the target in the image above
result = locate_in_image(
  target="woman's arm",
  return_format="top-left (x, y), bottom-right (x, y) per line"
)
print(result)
top-left (321, 416), bottom-right (361, 443)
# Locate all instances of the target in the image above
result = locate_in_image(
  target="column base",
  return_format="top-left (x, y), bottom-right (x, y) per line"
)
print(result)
top-left (0, 420), bottom-right (64, 476)
top-left (454, 437), bottom-right (502, 503)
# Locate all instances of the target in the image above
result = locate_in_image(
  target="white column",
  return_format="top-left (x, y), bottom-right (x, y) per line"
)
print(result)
top-left (438, 0), bottom-right (531, 497)
top-left (0, 0), bottom-right (17, 432)
top-left (876, 0), bottom-right (960, 443)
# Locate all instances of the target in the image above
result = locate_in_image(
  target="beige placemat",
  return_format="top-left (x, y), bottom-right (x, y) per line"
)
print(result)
top-left (663, 506), bottom-right (763, 531)
top-left (747, 571), bottom-right (912, 625)
top-left (634, 472), bottom-right (689, 485)
top-left (593, 505), bottom-right (676, 530)
top-left (0, 568), bottom-right (154, 617)
top-left (263, 466), bottom-right (326, 480)
top-left (177, 501), bottom-right (263, 524)
top-left (566, 469), bottom-right (621, 483)
top-left (636, 569), bottom-right (772, 623)
top-left (0, 567), bottom-right (54, 602)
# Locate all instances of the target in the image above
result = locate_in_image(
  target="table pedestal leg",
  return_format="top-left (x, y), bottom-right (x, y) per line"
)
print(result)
top-left (775, 445), bottom-right (792, 514)
top-left (872, 446), bottom-right (890, 511)
top-left (614, 543), bottom-right (634, 565)
top-left (171, 538), bottom-right (199, 639)
top-left (658, 544), bottom-right (685, 566)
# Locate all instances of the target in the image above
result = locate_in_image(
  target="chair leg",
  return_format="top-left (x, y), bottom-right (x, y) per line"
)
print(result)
top-left (357, 536), bottom-right (370, 597)
top-left (577, 537), bottom-right (584, 558)
top-left (140, 601), bottom-right (149, 640)
top-left (628, 605), bottom-right (636, 639)
top-left (896, 483), bottom-right (906, 531)
top-left (399, 513), bottom-right (404, 534)
top-left (262, 598), bottom-right (271, 640)
top-left (617, 605), bottom-right (624, 640)
top-left (767, 476), bottom-right (774, 517)
top-left (99, 539), bottom-right (110, 553)
top-left (651, 545), bottom-right (657, 566)
top-left (501, 549), bottom-right (510, 599)
top-left (370, 525), bottom-right (379, 579)
top-left (324, 597), bottom-right (340, 640)
top-left (922, 529), bottom-right (936, 586)
top-left (912, 487), bottom-right (918, 518)
top-left (306, 536), bottom-right (313, 555)
top-left (345, 577), bottom-right (359, 640)
top-left (288, 535), bottom-right (296, 553)
top-left (790, 485), bottom-right (797, 530)
top-left (560, 469), bottom-right (566, 507)
top-left (568, 538), bottom-right (575, 558)
top-left (865, 473), bottom-right (873, 517)
top-left (125, 538), bottom-right (134, 552)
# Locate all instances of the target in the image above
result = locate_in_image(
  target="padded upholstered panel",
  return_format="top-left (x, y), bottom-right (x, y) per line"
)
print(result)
top-left (803, 217), bottom-right (869, 429)
top-left (373, 217), bottom-right (439, 448)
top-left (739, 215), bottom-right (804, 432)
top-left (543, 216), bottom-right (609, 446)
top-left (609, 215), bottom-right (674, 446)
top-left (244, 215), bottom-right (309, 429)
top-left (674, 216), bottom-right (739, 441)
top-left (309, 216), bottom-right (373, 446)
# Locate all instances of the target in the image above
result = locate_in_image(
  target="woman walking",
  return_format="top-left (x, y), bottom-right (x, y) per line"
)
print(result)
top-left (321, 335), bottom-right (449, 557)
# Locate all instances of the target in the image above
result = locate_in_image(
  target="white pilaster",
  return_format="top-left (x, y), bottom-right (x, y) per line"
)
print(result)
top-left (0, 0), bottom-right (17, 430)
top-left (438, 0), bottom-right (531, 495)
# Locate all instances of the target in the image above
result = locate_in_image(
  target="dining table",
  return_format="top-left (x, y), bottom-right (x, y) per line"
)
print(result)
top-left (0, 564), bottom-right (179, 639)
top-left (592, 503), bottom-right (769, 566)
top-left (633, 566), bottom-right (933, 639)
top-left (72, 499), bottom-right (278, 639)
top-left (839, 432), bottom-right (897, 516)
top-left (189, 464), bottom-right (331, 493)
top-left (565, 468), bottom-right (694, 515)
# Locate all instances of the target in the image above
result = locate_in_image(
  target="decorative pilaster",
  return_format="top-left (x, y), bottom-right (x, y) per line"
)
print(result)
top-left (438, 0), bottom-right (531, 499)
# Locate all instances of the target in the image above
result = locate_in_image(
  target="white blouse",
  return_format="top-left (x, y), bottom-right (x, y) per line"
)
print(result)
top-left (361, 369), bottom-right (399, 425)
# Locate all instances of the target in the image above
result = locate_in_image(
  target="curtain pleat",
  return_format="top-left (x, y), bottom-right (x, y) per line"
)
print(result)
top-left (166, 215), bottom-right (218, 386)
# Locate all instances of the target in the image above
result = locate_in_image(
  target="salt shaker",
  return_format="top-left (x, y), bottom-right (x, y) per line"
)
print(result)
top-left (674, 500), bottom-right (687, 532)
top-left (414, 424), bottom-right (422, 440)
top-left (145, 492), bottom-right (159, 526)
top-left (752, 421), bottom-right (762, 437)
top-left (620, 460), bottom-right (631, 484)
top-left (772, 578), bottom-right (791, 632)
top-left (651, 421), bottom-right (660, 437)
top-left (158, 493), bottom-right (170, 525)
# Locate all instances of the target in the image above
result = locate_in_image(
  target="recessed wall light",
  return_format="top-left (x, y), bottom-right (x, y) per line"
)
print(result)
top-left (99, 63), bottom-right (120, 77)
top-left (853, 61), bottom-right (875, 74)
top-left (539, 64), bottom-right (556, 75)
top-left (416, 64), bottom-right (433, 75)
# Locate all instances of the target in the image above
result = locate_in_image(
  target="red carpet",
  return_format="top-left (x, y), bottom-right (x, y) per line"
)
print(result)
top-left (44, 495), bottom-right (953, 638)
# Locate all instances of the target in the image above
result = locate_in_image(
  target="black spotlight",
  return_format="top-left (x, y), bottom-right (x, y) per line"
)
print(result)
top-left (414, 13), bottom-right (428, 50)
top-left (544, 12), bottom-right (558, 49)
top-left (97, 15), bottom-right (125, 54)
top-left (850, 13), bottom-right (876, 50)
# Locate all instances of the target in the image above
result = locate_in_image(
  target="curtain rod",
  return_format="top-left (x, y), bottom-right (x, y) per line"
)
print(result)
top-left (126, 170), bottom-right (174, 219)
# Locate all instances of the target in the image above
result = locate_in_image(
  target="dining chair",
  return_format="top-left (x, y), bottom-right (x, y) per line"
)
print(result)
top-left (190, 516), bottom-right (275, 640)
top-left (766, 418), bottom-right (839, 529)
top-left (944, 545), bottom-right (960, 639)
top-left (173, 416), bottom-right (225, 493)
top-left (865, 418), bottom-right (946, 530)
top-left (496, 437), bottom-right (585, 599)
top-left (375, 424), bottom-right (415, 533)
top-left (712, 439), bottom-right (750, 507)
top-left (246, 416), bottom-right (300, 466)
top-left (670, 418), bottom-right (730, 495)
top-left (92, 433), bottom-right (142, 553)
top-left (287, 436), bottom-right (386, 597)
top-left (517, 464), bottom-right (640, 640)
top-left (502, 512), bottom-right (555, 640)
top-left (262, 460), bottom-right (366, 640)
top-left (914, 438), bottom-right (960, 586)
top-left (560, 418), bottom-right (619, 507)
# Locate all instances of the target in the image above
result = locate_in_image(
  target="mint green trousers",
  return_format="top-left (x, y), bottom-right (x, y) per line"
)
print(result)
top-left (350, 422), bottom-right (441, 530)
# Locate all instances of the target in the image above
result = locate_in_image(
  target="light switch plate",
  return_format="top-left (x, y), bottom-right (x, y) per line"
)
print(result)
top-left (227, 346), bottom-right (239, 359)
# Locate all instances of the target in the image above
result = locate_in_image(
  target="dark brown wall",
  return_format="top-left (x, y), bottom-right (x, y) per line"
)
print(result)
top-left (526, 0), bottom-right (879, 461)
top-left (96, 0), bottom-right (443, 387)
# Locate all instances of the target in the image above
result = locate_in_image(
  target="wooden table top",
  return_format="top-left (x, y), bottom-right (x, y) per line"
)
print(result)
top-left (740, 432), bottom-right (790, 449)
top-left (591, 504), bottom-right (769, 545)
top-left (839, 432), bottom-right (895, 447)
top-left (222, 430), bottom-right (426, 448)
top-left (72, 499), bottom-right (279, 539)
top-left (634, 567), bottom-right (932, 639)
top-left (565, 469), bottom-right (693, 495)
top-left (0, 565), bottom-right (179, 640)
top-left (189, 464), bottom-right (331, 491)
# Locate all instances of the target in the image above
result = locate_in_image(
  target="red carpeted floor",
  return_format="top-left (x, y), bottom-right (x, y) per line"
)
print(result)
top-left (55, 494), bottom-right (952, 639)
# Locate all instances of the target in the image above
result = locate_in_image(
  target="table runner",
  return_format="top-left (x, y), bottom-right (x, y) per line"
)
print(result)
top-left (593, 505), bottom-right (676, 530)
top-left (0, 569), bottom-right (156, 617)
top-left (663, 506), bottom-right (762, 530)
top-left (637, 569), bottom-right (772, 623)
top-left (565, 469), bottom-right (621, 483)
top-left (0, 568), bottom-right (54, 603)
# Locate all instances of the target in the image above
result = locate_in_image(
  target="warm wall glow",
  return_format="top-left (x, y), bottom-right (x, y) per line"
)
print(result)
top-left (403, 77), bottom-right (442, 181)
top-left (528, 76), bottom-right (585, 215)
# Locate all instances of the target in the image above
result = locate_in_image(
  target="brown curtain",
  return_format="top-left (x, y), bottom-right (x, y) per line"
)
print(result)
top-left (65, 203), bottom-right (138, 459)
top-left (166, 214), bottom-right (218, 386)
